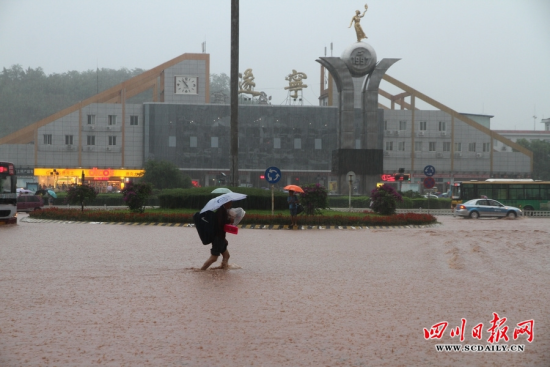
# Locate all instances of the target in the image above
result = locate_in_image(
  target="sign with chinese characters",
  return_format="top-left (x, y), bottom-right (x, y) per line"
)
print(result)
top-left (34, 168), bottom-right (144, 178)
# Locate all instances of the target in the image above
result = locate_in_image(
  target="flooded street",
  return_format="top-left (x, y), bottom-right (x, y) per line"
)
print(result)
top-left (1, 214), bottom-right (549, 366)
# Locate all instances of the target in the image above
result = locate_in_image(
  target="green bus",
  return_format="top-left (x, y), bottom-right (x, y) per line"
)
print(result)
top-left (451, 179), bottom-right (550, 211)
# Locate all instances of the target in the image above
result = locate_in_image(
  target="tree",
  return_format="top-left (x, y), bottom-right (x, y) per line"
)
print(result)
top-left (121, 182), bottom-right (152, 213)
top-left (65, 184), bottom-right (97, 212)
top-left (370, 184), bottom-right (403, 215)
top-left (140, 159), bottom-right (192, 190)
top-left (300, 184), bottom-right (329, 215)
top-left (210, 73), bottom-right (230, 95)
top-left (515, 138), bottom-right (550, 180)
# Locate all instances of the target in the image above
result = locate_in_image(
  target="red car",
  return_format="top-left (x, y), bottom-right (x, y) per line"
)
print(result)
top-left (17, 195), bottom-right (44, 212)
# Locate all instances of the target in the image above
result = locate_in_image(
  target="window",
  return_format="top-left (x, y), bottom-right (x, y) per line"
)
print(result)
top-left (108, 115), bottom-right (117, 125)
top-left (355, 139), bottom-right (361, 149)
top-left (168, 136), bottom-right (176, 147)
top-left (469, 142), bottom-right (476, 152)
top-left (443, 142), bottom-right (451, 152)
top-left (419, 121), bottom-right (427, 131)
top-left (109, 136), bottom-right (117, 146)
top-left (315, 139), bottom-right (322, 150)
top-left (385, 141), bottom-right (393, 151)
top-left (87, 135), bottom-right (95, 145)
top-left (274, 138), bottom-right (281, 149)
top-left (294, 138), bottom-right (301, 149)
top-left (87, 115), bottom-right (95, 125)
top-left (130, 116), bottom-right (139, 126)
top-left (211, 137), bottom-right (218, 148)
top-left (384, 120), bottom-right (388, 131)
top-left (429, 142), bottom-right (436, 152)
top-left (190, 136), bottom-right (197, 148)
top-left (398, 141), bottom-right (405, 151)
top-left (438, 121), bottom-right (446, 131)
top-left (43, 134), bottom-right (52, 145)
top-left (483, 142), bottom-right (490, 152)
top-left (65, 135), bottom-right (73, 145)
top-left (399, 121), bottom-right (407, 130)
top-left (415, 142), bottom-right (422, 151)
top-left (455, 142), bottom-right (462, 152)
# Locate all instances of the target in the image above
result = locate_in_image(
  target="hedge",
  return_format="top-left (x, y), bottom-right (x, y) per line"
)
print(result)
top-left (328, 195), bottom-right (451, 209)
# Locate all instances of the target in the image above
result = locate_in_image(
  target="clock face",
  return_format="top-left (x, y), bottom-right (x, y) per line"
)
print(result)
top-left (175, 76), bottom-right (198, 95)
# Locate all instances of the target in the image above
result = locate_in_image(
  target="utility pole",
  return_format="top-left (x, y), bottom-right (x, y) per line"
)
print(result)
top-left (230, 0), bottom-right (239, 186)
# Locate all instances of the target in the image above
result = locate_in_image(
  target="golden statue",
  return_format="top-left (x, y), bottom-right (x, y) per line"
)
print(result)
top-left (349, 4), bottom-right (368, 42)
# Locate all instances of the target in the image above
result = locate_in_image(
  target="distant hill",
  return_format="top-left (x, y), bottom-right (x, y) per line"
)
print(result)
top-left (0, 65), bottom-right (148, 139)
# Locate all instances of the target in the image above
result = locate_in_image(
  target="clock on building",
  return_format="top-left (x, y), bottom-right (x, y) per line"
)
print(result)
top-left (175, 76), bottom-right (198, 95)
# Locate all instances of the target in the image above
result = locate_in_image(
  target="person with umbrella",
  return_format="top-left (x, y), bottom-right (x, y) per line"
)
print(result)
top-left (199, 192), bottom-right (246, 270)
top-left (284, 185), bottom-right (303, 228)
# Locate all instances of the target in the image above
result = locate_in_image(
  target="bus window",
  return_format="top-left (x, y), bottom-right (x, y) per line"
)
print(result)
top-left (525, 185), bottom-right (540, 200)
top-left (478, 187), bottom-right (491, 199)
top-left (509, 185), bottom-right (525, 200)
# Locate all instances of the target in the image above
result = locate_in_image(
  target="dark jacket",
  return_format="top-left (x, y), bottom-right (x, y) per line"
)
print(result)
top-left (214, 205), bottom-right (231, 238)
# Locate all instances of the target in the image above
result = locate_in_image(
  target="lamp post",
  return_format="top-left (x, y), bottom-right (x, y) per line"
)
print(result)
top-left (349, 174), bottom-right (353, 211)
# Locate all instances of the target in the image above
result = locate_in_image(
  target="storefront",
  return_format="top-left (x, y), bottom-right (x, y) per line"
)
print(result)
top-left (34, 167), bottom-right (144, 192)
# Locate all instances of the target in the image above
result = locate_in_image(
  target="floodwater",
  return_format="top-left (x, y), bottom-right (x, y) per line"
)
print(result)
top-left (1, 214), bottom-right (549, 366)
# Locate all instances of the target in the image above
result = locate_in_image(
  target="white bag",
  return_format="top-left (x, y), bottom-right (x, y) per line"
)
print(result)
top-left (229, 207), bottom-right (246, 225)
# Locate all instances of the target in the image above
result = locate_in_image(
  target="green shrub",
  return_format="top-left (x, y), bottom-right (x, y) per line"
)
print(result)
top-left (370, 184), bottom-right (403, 215)
top-left (121, 182), bottom-right (153, 213)
top-left (64, 184), bottom-right (97, 211)
top-left (300, 184), bottom-right (328, 215)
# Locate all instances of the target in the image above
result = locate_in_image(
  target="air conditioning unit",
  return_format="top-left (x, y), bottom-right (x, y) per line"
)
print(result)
top-left (384, 151), bottom-right (390, 156)
top-left (66, 145), bottom-right (73, 150)
top-left (436, 153), bottom-right (443, 158)
top-left (417, 131), bottom-right (425, 137)
top-left (393, 130), bottom-right (399, 136)
top-left (454, 152), bottom-right (462, 158)
top-left (106, 147), bottom-right (112, 151)
top-left (87, 146), bottom-right (93, 151)
top-left (90, 126), bottom-right (95, 130)
top-left (385, 130), bottom-right (393, 136)
top-left (107, 126), bottom-right (112, 130)
top-left (476, 153), bottom-right (483, 158)
top-left (440, 131), bottom-right (447, 137)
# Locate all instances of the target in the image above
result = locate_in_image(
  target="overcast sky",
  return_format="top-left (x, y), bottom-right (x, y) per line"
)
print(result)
top-left (1, 0), bottom-right (549, 130)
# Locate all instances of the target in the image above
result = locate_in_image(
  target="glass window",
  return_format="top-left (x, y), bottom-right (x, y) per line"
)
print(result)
top-left (509, 185), bottom-right (525, 200)
top-left (315, 139), bottom-right (322, 150)
top-left (273, 138), bottom-right (281, 149)
top-left (483, 142), bottom-right (490, 152)
top-left (43, 134), bottom-right (52, 145)
top-left (429, 142), bottom-right (436, 152)
top-left (355, 139), bottom-right (361, 149)
top-left (438, 121), bottom-right (446, 131)
top-left (443, 142), bottom-right (451, 152)
top-left (385, 141), bottom-right (393, 151)
top-left (455, 142), bottom-right (462, 152)
top-left (87, 135), bottom-right (95, 145)
top-left (384, 120), bottom-right (387, 131)
top-left (65, 135), bottom-right (73, 145)
top-left (398, 141), bottom-right (405, 151)
top-left (190, 136), bottom-right (197, 148)
top-left (108, 115), bottom-right (117, 125)
top-left (469, 142), bottom-right (476, 152)
top-left (294, 138), bottom-right (301, 149)
top-left (87, 115), bottom-right (95, 125)
top-left (419, 121), bottom-right (427, 131)
top-left (130, 116), bottom-right (139, 125)
top-left (415, 141), bottom-right (422, 151)
top-left (168, 136), bottom-right (176, 147)
top-left (525, 185), bottom-right (540, 200)
top-left (211, 137), bottom-right (218, 148)
top-left (108, 136), bottom-right (117, 146)
top-left (399, 121), bottom-right (407, 130)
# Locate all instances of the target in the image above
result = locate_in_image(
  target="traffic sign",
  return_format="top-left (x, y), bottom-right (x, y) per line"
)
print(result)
top-left (423, 177), bottom-right (436, 189)
top-left (264, 166), bottom-right (281, 184)
top-left (424, 165), bottom-right (436, 177)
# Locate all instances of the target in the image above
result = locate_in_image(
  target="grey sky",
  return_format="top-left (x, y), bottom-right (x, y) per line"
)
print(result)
top-left (1, 0), bottom-right (549, 130)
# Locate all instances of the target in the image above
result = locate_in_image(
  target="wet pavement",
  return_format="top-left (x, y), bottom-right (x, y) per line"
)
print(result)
top-left (1, 213), bottom-right (549, 366)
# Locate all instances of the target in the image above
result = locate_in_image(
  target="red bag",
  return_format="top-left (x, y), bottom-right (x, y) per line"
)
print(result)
top-left (224, 224), bottom-right (239, 235)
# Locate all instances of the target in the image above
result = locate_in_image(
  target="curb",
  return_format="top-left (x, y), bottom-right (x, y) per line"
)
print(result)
top-left (21, 217), bottom-right (440, 230)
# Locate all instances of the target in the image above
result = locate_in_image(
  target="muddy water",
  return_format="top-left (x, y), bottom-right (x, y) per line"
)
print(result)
top-left (1, 214), bottom-right (549, 366)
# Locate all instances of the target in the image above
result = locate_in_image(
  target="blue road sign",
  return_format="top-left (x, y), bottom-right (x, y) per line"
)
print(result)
top-left (265, 166), bottom-right (281, 184)
top-left (423, 177), bottom-right (436, 189)
top-left (424, 165), bottom-right (436, 177)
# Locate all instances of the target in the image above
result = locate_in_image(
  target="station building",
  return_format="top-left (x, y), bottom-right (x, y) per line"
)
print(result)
top-left (0, 52), bottom-right (534, 194)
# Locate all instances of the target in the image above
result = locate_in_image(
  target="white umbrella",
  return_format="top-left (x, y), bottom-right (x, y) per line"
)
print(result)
top-left (17, 188), bottom-right (34, 195)
top-left (200, 192), bottom-right (247, 213)
top-left (211, 187), bottom-right (232, 194)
